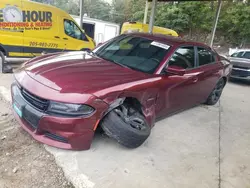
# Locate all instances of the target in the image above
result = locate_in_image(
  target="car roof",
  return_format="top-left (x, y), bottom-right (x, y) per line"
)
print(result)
top-left (127, 32), bottom-right (208, 48)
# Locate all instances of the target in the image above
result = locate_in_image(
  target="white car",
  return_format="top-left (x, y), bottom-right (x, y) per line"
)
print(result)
top-left (229, 49), bottom-right (250, 80)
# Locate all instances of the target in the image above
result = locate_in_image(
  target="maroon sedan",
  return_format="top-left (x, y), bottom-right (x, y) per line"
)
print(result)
top-left (11, 33), bottom-right (232, 150)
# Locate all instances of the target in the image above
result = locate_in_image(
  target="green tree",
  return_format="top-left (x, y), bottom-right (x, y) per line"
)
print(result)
top-left (155, 5), bottom-right (189, 33)
top-left (219, 2), bottom-right (250, 46)
top-left (84, 0), bottom-right (111, 21)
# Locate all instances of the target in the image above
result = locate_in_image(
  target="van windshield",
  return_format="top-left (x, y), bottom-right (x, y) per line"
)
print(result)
top-left (94, 35), bottom-right (170, 74)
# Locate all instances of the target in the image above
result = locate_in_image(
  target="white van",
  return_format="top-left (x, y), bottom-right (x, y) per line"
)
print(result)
top-left (71, 15), bottom-right (120, 45)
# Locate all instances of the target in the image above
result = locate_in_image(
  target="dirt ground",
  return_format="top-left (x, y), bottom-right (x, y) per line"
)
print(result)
top-left (0, 95), bottom-right (74, 188)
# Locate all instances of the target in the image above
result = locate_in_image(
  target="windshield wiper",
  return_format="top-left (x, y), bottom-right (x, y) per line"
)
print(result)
top-left (102, 57), bottom-right (130, 69)
top-left (112, 60), bottom-right (130, 68)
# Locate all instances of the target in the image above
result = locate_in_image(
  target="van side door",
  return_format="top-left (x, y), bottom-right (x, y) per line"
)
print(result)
top-left (21, 1), bottom-right (66, 57)
top-left (0, 0), bottom-right (24, 57)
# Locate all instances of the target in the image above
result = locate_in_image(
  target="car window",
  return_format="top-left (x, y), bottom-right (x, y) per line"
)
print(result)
top-left (243, 52), bottom-right (250, 59)
top-left (168, 47), bottom-right (195, 69)
top-left (95, 36), bottom-right (170, 74)
top-left (231, 51), bottom-right (244, 58)
top-left (198, 47), bottom-right (215, 66)
top-left (64, 19), bottom-right (88, 41)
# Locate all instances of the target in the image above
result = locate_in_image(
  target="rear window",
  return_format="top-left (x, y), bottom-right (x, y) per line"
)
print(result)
top-left (243, 52), bottom-right (250, 59)
top-left (198, 47), bottom-right (215, 66)
top-left (231, 51), bottom-right (244, 58)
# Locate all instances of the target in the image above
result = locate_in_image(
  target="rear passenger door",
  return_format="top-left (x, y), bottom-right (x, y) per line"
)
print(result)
top-left (195, 47), bottom-right (223, 103)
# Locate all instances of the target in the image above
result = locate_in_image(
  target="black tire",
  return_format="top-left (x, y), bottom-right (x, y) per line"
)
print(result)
top-left (205, 79), bottom-right (225, 105)
top-left (0, 51), bottom-right (12, 74)
top-left (101, 105), bottom-right (151, 148)
top-left (0, 51), bottom-right (4, 73)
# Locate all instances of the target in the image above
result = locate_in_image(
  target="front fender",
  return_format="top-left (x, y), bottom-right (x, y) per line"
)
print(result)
top-left (100, 91), bottom-right (157, 128)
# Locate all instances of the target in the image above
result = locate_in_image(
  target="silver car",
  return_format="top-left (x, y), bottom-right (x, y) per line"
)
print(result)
top-left (229, 50), bottom-right (250, 80)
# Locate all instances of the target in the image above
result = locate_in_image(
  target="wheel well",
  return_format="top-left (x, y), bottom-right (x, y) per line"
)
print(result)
top-left (222, 77), bottom-right (227, 86)
top-left (0, 45), bottom-right (6, 56)
top-left (124, 97), bottom-right (143, 114)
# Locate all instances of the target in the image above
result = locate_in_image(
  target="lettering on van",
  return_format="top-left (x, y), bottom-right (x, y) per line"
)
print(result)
top-left (22, 11), bottom-right (52, 22)
top-left (0, 5), bottom-right (53, 31)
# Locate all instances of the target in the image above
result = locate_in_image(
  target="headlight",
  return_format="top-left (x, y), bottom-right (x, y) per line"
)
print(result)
top-left (48, 101), bottom-right (95, 116)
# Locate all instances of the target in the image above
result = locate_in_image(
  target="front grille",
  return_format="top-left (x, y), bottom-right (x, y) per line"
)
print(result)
top-left (44, 132), bottom-right (68, 143)
top-left (231, 69), bottom-right (250, 77)
top-left (233, 65), bottom-right (250, 70)
top-left (21, 89), bottom-right (49, 111)
top-left (23, 108), bottom-right (40, 129)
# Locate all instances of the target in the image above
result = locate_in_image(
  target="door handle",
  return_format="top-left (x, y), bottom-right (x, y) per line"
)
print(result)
top-left (63, 38), bottom-right (68, 40)
top-left (54, 36), bottom-right (60, 39)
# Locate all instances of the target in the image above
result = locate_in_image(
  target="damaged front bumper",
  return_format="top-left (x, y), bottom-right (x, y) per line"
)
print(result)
top-left (11, 83), bottom-right (106, 150)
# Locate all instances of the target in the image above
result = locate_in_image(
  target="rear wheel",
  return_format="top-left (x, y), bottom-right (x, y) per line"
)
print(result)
top-left (205, 79), bottom-right (225, 105)
top-left (101, 104), bottom-right (151, 148)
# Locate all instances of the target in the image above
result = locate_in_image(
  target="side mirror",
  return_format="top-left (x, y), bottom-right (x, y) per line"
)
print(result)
top-left (165, 65), bottom-right (185, 76)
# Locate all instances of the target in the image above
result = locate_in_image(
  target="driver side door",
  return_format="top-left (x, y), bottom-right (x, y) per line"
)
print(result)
top-left (62, 18), bottom-right (91, 51)
top-left (156, 46), bottom-right (202, 118)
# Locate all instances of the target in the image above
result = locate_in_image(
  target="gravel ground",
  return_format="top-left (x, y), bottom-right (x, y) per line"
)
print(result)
top-left (0, 94), bottom-right (74, 188)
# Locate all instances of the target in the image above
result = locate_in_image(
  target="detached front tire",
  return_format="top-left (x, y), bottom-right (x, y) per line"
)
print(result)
top-left (101, 105), bottom-right (151, 148)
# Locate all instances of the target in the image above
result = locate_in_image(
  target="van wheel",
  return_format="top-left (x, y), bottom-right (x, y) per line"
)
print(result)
top-left (101, 104), bottom-right (151, 148)
top-left (0, 51), bottom-right (4, 73)
top-left (0, 51), bottom-right (13, 74)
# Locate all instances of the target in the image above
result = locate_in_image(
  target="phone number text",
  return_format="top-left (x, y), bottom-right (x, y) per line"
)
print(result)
top-left (29, 42), bottom-right (58, 48)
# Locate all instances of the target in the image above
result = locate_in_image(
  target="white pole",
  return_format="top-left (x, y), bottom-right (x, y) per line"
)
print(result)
top-left (80, 0), bottom-right (84, 29)
top-left (143, 0), bottom-right (149, 24)
top-left (149, 0), bottom-right (157, 34)
top-left (210, 0), bottom-right (222, 47)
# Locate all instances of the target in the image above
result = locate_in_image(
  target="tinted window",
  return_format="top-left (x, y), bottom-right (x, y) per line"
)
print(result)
top-left (168, 47), bottom-right (195, 69)
top-left (243, 52), bottom-right (250, 59)
top-left (95, 36), bottom-right (170, 74)
top-left (231, 51), bottom-right (244, 58)
top-left (64, 19), bottom-right (88, 41)
top-left (198, 47), bottom-right (215, 66)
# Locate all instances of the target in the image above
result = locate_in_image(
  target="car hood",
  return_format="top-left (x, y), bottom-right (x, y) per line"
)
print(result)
top-left (229, 57), bottom-right (250, 68)
top-left (22, 51), bottom-right (147, 95)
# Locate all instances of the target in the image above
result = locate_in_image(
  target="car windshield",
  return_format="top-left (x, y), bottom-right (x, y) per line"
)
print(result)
top-left (94, 35), bottom-right (170, 74)
top-left (231, 51), bottom-right (244, 58)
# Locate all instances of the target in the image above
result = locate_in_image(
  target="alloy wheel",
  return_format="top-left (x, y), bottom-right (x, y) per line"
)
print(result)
top-left (211, 80), bottom-right (224, 103)
top-left (114, 105), bottom-right (146, 131)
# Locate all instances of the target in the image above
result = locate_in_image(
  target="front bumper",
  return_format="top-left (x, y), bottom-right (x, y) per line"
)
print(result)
top-left (230, 67), bottom-right (250, 80)
top-left (11, 84), bottom-right (101, 150)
